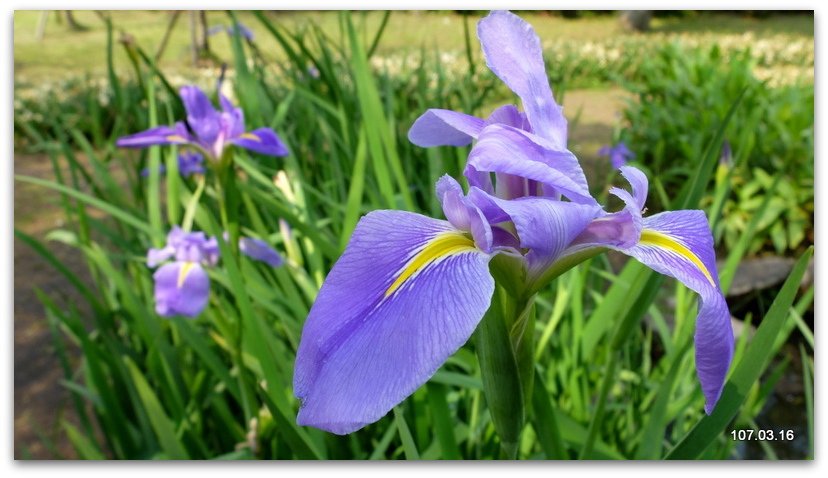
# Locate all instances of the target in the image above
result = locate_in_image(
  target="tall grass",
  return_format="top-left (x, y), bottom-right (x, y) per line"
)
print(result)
top-left (15, 11), bottom-right (813, 460)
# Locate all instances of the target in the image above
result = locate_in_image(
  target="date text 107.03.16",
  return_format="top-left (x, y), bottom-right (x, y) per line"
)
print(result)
top-left (730, 429), bottom-right (795, 441)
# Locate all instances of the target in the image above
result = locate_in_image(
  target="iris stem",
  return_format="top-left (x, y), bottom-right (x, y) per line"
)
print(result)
top-left (578, 349), bottom-right (618, 459)
top-left (215, 161), bottom-right (253, 422)
top-left (181, 174), bottom-right (206, 232)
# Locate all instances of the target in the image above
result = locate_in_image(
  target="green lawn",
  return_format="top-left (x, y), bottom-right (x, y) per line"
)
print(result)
top-left (14, 10), bottom-right (813, 84)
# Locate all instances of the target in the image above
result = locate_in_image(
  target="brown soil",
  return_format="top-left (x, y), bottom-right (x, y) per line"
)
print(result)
top-left (14, 153), bottom-right (87, 459)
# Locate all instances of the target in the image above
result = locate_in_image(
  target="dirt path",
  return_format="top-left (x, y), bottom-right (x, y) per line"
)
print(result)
top-left (14, 153), bottom-right (86, 459)
top-left (562, 87), bottom-right (632, 189)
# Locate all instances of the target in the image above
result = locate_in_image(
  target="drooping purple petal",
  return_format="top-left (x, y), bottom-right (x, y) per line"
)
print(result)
top-left (477, 10), bottom-right (567, 149)
top-left (231, 128), bottom-right (289, 157)
top-left (624, 210), bottom-right (733, 413)
top-left (408, 109), bottom-right (486, 147)
top-left (153, 261), bottom-right (211, 317)
top-left (467, 124), bottom-right (595, 205)
top-left (239, 237), bottom-right (283, 267)
top-left (116, 123), bottom-right (191, 149)
top-left (294, 210), bottom-right (494, 434)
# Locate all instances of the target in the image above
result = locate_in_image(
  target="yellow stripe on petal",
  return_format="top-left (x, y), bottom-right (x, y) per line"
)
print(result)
top-left (177, 262), bottom-right (196, 288)
top-left (639, 229), bottom-right (715, 287)
top-left (385, 232), bottom-right (477, 297)
top-left (240, 132), bottom-right (262, 142)
top-left (166, 134), bottom-right (188, 143)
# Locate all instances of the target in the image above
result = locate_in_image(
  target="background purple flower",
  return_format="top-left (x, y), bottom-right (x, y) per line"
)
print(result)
top-left (239, 237), bottom-right (284, 267)
top-left (117, 85), bottom-right (288, 160)
top-left (147, 227), bottom-right (220, 318)
top-left (598, 142), bottom-right (635, 169)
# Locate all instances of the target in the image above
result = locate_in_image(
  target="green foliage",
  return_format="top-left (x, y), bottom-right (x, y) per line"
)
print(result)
top-left (618, 43), bottom-right (813, 255)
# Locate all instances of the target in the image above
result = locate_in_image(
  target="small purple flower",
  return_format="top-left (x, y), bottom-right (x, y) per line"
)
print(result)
top-left (177, 151), bottom-right (206, 176)
top-left (147, 227), bottom-right (220, 318)
top-left (720, 140), bottom-right (733, 168)
top-left (117, 85), bottom-right (288, 161)
top-left (598, 142), bottom-right (635, 169)
top-left (293, 10), bottom-right (733, 435)
top-left (209, 22), bottom-right (255, 41)
top-left (239, 237), bottom-right (284, 267)
top-left (140, 151), bottom-right (205, 178)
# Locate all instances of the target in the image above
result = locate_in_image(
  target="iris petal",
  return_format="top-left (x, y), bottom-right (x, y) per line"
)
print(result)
top-left (180, 86), bottom-right (221, 144)
top-left (625, 210), bottom-right (733, 413)
top-left (239, 237), bottom-right (283, 267)
top-left (153, 261), bottom-right (210, 318)
top-left (231, 127), bottom-right (289, 157)
top-left (471, 190), bottom-right (600, 276)
top-left (408, 109), bottom-right (486, 147)
top-left (116, 124), bottom-right (191, 149)
top-left (294, 210), bottom-right (494, 434)
top-left (436, 175), bottom-right (493, 252)
top-left (467, 124), bottom-right (595, 205)
top-left (477, 10), bottom-right (567, 149)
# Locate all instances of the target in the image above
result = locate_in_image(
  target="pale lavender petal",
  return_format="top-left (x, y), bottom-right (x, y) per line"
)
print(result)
top-left (153, 261), bottom-right (210, 317)
top-left (486, 104), bottom-right (530, 131)
top-left (231, 128), bottom-right (289, 157)
top-left (624, 210), bottom-right (733, 413)
top-left (472, 191), bottom-right (600, 276)
top-left (614, 165), bottom-right (648, 211)
top-left (116, 124), bottom-right (191, 149)
top-left (467, 124), bottom-right (595, 205)
top-left (294, 210), bottom-right (493, 434)
top-left (436, 175), bottom-right (492, 252)
top-left (408, 109), bottom-right (486, 147)
top-left (569, 208), bottom-right (641, 252)
top-left (477, 10), bottom-right (567, 149)
top-left (239, 237), bottom-right (283, 267)
top-left (147, 245), bottom-right (174, 267)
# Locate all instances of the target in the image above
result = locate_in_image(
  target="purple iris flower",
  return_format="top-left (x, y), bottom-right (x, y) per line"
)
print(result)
top-left (116, 85), bottom-right (288, 161)
top-left (598, 142), bottom-right (635, 169)
top-left (239, 237), bottom-right (284, 267)
top-left (293, 10), bottom-right (733, 435)
top-left (140, 151), bottom-right (205, 178)
top-left (147, 227), bottom-right (220, 318)
top-left (209, 22), bottom-right (255, 41)
top-left (720, 140), bottom-right (733, 168)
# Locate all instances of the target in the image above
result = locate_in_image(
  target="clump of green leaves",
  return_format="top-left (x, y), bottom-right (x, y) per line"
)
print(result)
top-left (618, 42), bottom-right (813, 255)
